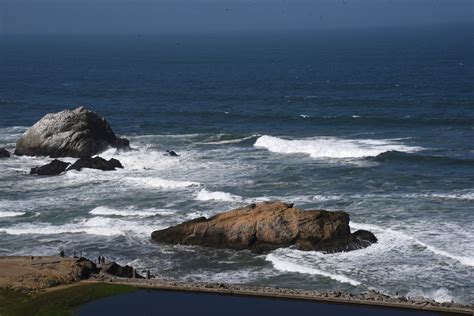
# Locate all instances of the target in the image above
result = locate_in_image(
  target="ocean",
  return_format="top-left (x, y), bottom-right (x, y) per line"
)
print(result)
top-left (0, 25), bottom-right (473, 303)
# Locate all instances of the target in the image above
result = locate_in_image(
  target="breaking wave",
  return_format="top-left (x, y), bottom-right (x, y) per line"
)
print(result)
top-left (197, 134), bottom-right (261, 145)
top-left (254, 135), bottom-right (423, 159)
top-left (407, 288), bottom-right (454, 303)
top-left (266, 253), bottom-right (361, 286)
top-left (195, 189), bottom-right (243, 202)
top-left (0, 217), bottom-right (159, 237)
top-left (350, 222), bottom-right (474, 267)
top-left (124, 177), bottom-right (199, 190)
top-left (89, 206), bottom-right (175, 217)
top-left (0, 211), bottom-right (25, 218)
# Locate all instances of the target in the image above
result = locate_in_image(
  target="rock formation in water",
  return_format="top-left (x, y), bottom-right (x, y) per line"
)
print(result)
top-left (30, 159), bottom-right (70, 176)
top-left (151, 201), bottom-right (377, 253)
top-left (67, 156), bottom-right (123, 171)
top-left (0, 148), bottom-right (10, 158)
top-left (165, 150), bottom-right (179, 157)
top-left (15, 106), bottom-right (129, 158)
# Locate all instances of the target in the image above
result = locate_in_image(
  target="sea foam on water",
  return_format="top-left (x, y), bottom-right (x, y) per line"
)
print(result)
top-left (254, 135), bottom-right (424, 159)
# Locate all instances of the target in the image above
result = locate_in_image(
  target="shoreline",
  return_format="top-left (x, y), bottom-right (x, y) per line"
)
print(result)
top-left (1, 256), bottom-right (472, 315)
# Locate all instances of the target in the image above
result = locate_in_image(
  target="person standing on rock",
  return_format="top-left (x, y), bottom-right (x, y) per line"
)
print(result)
top-left (59, 246), bottom-right (65, 258)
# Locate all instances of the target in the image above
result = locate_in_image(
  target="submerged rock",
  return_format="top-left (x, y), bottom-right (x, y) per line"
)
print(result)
top-left (30, 159), bottom-right (70, 176)
top-left (352, 229), bottom-right (378, 245)
top-left (0, 148), bottom-right (10, 158)
top-left (151, 201), bottom-right (377, 253)
top-left (165, 150), bottom-right (179, 157)
top-left (68, 156), bottom-right (123, 171)
top-left (15, 106), bottom-right (129, 158)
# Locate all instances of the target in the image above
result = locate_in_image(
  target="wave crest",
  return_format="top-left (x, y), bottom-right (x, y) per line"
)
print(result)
top-left (254, 135), bottom-right (423, 159)
top-left (266, 253), bottom-right (361, 286)
top-left (90, 206), bottom-right (174, 217)
top-left (195, 189), bottom-right (243, 202)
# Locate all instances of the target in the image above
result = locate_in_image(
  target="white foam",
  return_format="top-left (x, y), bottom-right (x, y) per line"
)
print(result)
top-left (197, 134), bottom-right (260, 145)
top-left (0, 126), bottom-right (28, 142)
top-left (124, 177), bottom-right (199, 190)
top-left (0, 217), bottom-right (158, 237)
top-left (407, 288), bottom-right (454, 303)
top-left (266, 253), bottom-right (361, 286)
top-left (89, 206), bottom-right (174, 217)
top-left (0, 211), bottom-right (25, 218)
top-left (426, 192), bottom-right (474, 201)
top-left (312, 195), bottom-right (342, 202)
top-left (416, 240), bottom-right (474, 267)
top-left (254, 135), bottom-right (423, 159)
top-left (351, 222), bottom-right (474, 267)
top-left (99, 147), bottom-right (181, 171)
top-left (195, 189), bottom-right (243, 202)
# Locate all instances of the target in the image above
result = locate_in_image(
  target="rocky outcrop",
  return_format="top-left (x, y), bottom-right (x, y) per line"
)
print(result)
top-left (151, 202), bottom-right (377, 253)
top-left (0, 148), bottom-right (10, 158)
top-left (15, 106), bottom-right (129, 158)
top-left (30, 159), bottom-right (70, 176)
top-left (29, 156), bottom-right (123, 176)
top-left (0, 256), bottom-right (97, 291)
top-left (67, 156), bottom-right (123, 171)
top-left (99, 262), bottom-right (143, 279)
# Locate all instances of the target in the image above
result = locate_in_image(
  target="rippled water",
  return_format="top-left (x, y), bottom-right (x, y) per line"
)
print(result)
top-left (0, 25), bottom-right (473, 303)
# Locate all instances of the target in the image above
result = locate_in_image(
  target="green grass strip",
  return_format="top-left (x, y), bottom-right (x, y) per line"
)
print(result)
top-left (0, 283), bottom-right (136, 316)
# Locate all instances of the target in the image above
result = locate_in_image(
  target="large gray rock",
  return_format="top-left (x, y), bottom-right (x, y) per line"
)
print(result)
top-left (15, 106), bottom-right (129, 158)
top-left (152, 201), bottom-right (377, 253)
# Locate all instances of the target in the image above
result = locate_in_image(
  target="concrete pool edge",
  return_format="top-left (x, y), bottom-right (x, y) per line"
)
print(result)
top-left (81, 278), bottom-right (473, 315)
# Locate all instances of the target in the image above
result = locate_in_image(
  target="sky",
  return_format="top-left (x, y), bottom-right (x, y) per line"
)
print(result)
top-left (0, 0), bottom-right (472, 34)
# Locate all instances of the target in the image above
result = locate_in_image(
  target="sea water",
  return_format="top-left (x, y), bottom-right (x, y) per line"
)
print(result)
top-left (0, 25), bottom-right (473, 303)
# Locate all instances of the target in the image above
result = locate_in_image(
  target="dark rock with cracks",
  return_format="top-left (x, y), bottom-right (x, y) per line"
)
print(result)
top-left (151, 201), bottom-right (377, 253)
top-left (30, 159), bottom-right (70, 176)
top-left (15, 106), bottom-right (129, 158)
top-left (68, 156), bottom-right (123, 171)
top-left (0, 148), bottom-right (10, 158)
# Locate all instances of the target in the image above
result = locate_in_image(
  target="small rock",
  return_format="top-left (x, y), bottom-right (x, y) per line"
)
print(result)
top-left (0, 148), bottom-right (10, 158)
top-left (30, 159), bottom-right (70, 176)
top-left (352, 229), bottom-right (378, 244)
top-left (165, 150), bottom-right (179, 157)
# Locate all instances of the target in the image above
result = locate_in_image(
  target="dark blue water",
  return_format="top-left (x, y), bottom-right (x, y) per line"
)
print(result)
top-left (75, 290), bottom-right (450, 316)
top-left (0, 25), bottom-right (473, 303)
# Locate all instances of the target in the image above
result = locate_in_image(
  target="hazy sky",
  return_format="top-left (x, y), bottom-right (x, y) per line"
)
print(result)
top-left (0, 0), bottom-right (472, 34)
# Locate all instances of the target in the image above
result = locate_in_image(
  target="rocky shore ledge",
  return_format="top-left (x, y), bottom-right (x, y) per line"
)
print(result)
top-left (0, 256), bottom-right (141, 293)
